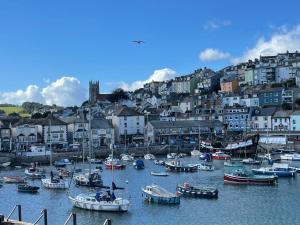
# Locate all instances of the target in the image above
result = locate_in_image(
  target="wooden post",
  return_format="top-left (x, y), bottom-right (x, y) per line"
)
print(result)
top-left (43, 209), bottom-right (48, 225)
top-left (17, 205), bottom-right (22, 221)
top-left (72, 213), bottom-right (76, 225)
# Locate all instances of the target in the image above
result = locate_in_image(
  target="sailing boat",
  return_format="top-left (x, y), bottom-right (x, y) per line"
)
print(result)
top-left (73, 108), bottom-right (104, 187)
top-left (69, 144), bottom-right (130, 211)
top-left (120, 131), bottom-right (134, 161)
top-left (191, 126), bottom-right (201, 156)
top-left (42, 118), bottom-right (69, 189)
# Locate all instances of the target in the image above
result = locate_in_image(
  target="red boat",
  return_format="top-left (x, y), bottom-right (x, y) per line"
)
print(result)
top-left (224, 170), bottom-right (277, 185)
top-left (105, 159), bottom-right (126, 170)
top-left (212, 151), bottom-right (231, 160)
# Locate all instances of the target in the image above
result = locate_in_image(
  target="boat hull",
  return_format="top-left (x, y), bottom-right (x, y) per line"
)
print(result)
top-left (224, 174), bottom-right (277, 185)
top-left (165, 163), bottom-right (197, 173)
top-left (142, 192), bottom-right (180, 204)
top-left (105, 163), bottom-right (126, 170)
top-left (42, 178), bottom-right (69, 189)
top-left (176, 186), bottom-right (218, 198)
top-left (252, 169), bottom-right (295, 177)
top-left (69, 196), bottom-right (129, 212)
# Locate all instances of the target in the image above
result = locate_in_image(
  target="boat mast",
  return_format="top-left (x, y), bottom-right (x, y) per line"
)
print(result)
top-left (198, 125), bottom-right (200, 151)
top-left (88, 106), bottom-right (92, 176)
top-left (49, 118), bottom-right (52, 166)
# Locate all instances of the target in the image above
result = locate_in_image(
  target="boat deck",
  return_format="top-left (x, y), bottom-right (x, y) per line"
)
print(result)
top-left (3, 219), bottom-right (34, 225)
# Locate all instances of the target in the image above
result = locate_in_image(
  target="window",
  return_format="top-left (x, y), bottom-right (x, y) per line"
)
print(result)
top-left (124, 123), bottom-right (127, 128)
top-left (293, 120), bottom-right (296, 124)
top-left (264, 116), bottom-right (268, 121)
top-left (274, 126), bottom-right (278, 130)
top-left (264, 123), bottom-right (268, 128)
top-left (137, 122), bottom-right (139, 126)
top-left (279, 119), bottom-right (282, 123)
top-left (124, 116), bottom-right (127, 121)
top-left (274, 118), bottom-right (277, 122)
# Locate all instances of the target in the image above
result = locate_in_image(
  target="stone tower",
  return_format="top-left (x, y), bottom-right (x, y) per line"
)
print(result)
top-left (89, 81), bottom-right (99, 104)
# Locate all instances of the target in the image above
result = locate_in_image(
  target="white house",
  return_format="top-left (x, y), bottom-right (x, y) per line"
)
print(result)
top-left (43, 116), bottom-right (68, 148)
top-left (222, 95), bottom-right (241, 107)
top-left (271, 110), bottom-right (293, 131)
top-left (251, 107), bottom-right (276, 131)
top-left (240, 94), bottom-right (260, 107)
top-left (112, 106), bottom-right (145, 144)
top-left (13, 122), bottom-right (41, 150)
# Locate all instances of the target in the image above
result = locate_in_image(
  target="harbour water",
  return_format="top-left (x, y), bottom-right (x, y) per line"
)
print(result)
top-left (1, 158), bottom-right (300, 225)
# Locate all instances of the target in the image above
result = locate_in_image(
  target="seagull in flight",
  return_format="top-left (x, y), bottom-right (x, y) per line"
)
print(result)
top-left (132, 40), bottom-right (145, 45)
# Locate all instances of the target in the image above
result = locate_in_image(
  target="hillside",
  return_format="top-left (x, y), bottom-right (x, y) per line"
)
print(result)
top-left (0, 105), bottom-right (30, 117)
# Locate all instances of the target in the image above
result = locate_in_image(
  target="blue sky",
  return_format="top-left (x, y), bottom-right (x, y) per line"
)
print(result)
top-left (0, 0), bottom-right (300, 105)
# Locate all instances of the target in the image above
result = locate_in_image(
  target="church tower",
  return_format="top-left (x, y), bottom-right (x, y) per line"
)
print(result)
top-left (89, 81), bottom-right (99, 104)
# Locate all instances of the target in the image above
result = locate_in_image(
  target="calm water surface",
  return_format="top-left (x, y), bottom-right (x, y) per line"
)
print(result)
top-left (0, 158), bottom-right (300, 225)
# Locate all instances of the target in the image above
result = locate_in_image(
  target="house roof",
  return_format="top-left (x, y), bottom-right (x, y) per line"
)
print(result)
top-left (254, 107), bottom-right (277, 116)
top-left (148, 120), bottom-right (223, 129)
top-left (15, 115), bottom-right (67, 126)
top-left (91, 118), bottom-right (113, 129)
top-left (273, 110), bottom-right (293, 118)
top-left (115, 107), bottom-right (143, 117)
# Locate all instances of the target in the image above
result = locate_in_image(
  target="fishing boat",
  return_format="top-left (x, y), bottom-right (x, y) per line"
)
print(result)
top-left (133, 160), bottom-right (144, 170)
top-left (57, 168), bottom-right (71, 177)
top-left (142, 184), bottom-right (180, 204)
top-left (17, 184), bottom-right (39, 193)
top-left (24, 164), bottom-right (45, 179)
top-left (144, 154), bottom-right (156, 160)
top-left (224, 169), bottom-right (278, 185)
top-left (177, 183), bottom-right (218, 198)
top-left (74, 170), bottom-right (104, 187)
top-left (242, 158), bottom-right (261, 165)
top-left (150, 172), bottom-right (169, 176)
top-left (3, 176), bottom-right (25, 184)
top-left (252, 163), bottom-right (296, 177)
top-left (42, 171), bottom-right (69, 189)
top-left (190, 149), bottom-right (201, 157)
top-left (167, 153), bottom-right (177, 159)
top-left (280, 153), bottom-right (300, 161)
top-left (212, 151), bottom-right (231, 160)
top-left (196, 163), bottom-right (214, 171)
top-left (105, 158), bottom-right (126, 170)
top-left (68, 189), bottom-right (130, 212)
top-left (154, 160), bottom-right (165, 166)
top-left (165, 160), bottom-right (198, 172)
top-left (120, 154), bottom-right (134, 161)
top-left (53, 159), bottom-right (72, 168)
top-left (178, 153), bottom-right (187, 158)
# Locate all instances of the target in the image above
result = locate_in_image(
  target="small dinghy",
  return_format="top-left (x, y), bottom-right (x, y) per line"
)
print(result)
top-left (151, 171), bottom-right (169, 176)
top-left (25, 164), bottom-right (45, 179)
top-left (177, 183), bottom-right (218, 198)
top-left (42, 171), bottom-right (69, 189)
top-left (3, 176), bottom-right (25, 184)
top-left (196, 163), bottom-right (214, 171)
top-left (17, 184), bottom-right (39, 193)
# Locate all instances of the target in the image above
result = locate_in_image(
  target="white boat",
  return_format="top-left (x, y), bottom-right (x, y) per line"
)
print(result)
top-left (120, 154), bottom-right (134, 161)
top-left (69, 192), bottom-right (130, 212)
top-left (74, 170), bottom-right (104, 187)
top-left (150, 171), bottom-right (169, 176)
top-left (42, 178), bottom-right (69, 189)
top-left (144, 154), bottom-right (156, 160)
top-left (25, 164), bottom-right (45, 179)
top-left (167, 153), bottom-right (177, 159)
top-left (89, 158), bottom-right (102, 164)
top-left (1, 162), bottom-right (11, 168)
top-left (142, 184), bottom-right (180, 204)
top-left (195, 163), bottom-right (214, 171)
top-left (190, 150), bottom-right (201, 157)
top-left (280, 153), bottom-right (300, 161)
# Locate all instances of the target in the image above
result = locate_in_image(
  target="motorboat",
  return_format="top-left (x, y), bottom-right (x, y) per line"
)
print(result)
top-left (242, 158), bottom-right (261, 165)
top-left (3, 176), bottom-right (25, 184)
top-left (177, 183), bottom-right (218, 198)
top-left (165, 160), bottom-right (198, 172)
top-left (120, 154), bottom-right (134, 161)
top-left (57, 168), bottom-right (71, 177)
top-left (177, 153), bottom-right (187, 158)
top-left (190, 150), bottom-right (201, 157)
top-left (280, 153), bottom-right (300, 161)
top-left (252, 163), bottom-right (296, 177)
top-left (196, 163), bottom-right (214, 171)
top-left (224, 169), bottom-right (278, 185)
top-left (199, 153), bottom-right (213, 161)
top-left (42, 177), bottom-right (69, 189)
top-left (144, 154), bottom-right (156, 160)
top-left (167, 153), bottom-right (177, 159)
top-left (212, 151), bottom-right (231, 160)
top-left (89, 158), bottom-right (102, 164)
top-left (74, 170), bottom-right (104, 187)
top-left (133, 160), bottom-right (144, 170)
top-left (142, 184), bottom-right (180, 204)
top-left (105, 158), bottom-right (126, 170)
top-left (150, 172), bottom-right (169, 176)
top-left (17, 184), bottom-right (39, 193)
top-left (69, 190), bottom-right (130, 212)
top-left (54, 159), bottom-right (72, 168)
top-left (154, 160), bottom-right (165, 166)
top-left (24, 164), bottom-right (45, 179)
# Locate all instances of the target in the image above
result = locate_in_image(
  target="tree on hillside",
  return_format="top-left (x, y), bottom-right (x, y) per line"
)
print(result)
top-left (109, 88), bottom-right (129, 102)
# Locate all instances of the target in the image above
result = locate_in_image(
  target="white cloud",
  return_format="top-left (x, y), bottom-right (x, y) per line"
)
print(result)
top-left (120, 68), bottom-right (177, 91)
top-left (203, 20), bottom-right (231, 31)
top-left (0, 76), bottom-right (86, 106)
top-left (199, 48), bottom-right (231, 61)
top-left (232, 24), bottom-right (300, 64)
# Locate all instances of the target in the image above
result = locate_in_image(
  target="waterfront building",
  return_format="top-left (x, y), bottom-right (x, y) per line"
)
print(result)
top-left (91, 117), bottom-right (114, 148)
top-left (13, 121), bottom-right (41, 150)
top-left (271, 110), bottom-right (293, 131)
top-left (290, 111), bottom-right (300, 131)
top-left (43, 116), bottom-right (68, 148)
top-left (111, 106), bottom-right (145, 144)
top-left (144, 120), bottom-right (223, 145)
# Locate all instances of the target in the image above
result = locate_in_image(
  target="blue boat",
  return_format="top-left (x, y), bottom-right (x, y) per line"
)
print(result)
top-left (133, 160), bottom-right (145, 170)
top-left (142, 184), bottom-right (180, 204)
top-left (252, 163), bottom-right (296, 177)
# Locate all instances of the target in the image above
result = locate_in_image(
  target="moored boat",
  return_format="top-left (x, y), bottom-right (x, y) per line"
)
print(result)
top-left (144, 154), bottom-right (156, 160)
top-left (199, 153), bottom-right (213, 161)
top-left (165, 160), bottom-right (198, 172)
top-left (142, 184), bottom-right (180, 204)
top-left (3, 176), bottom-right (25, 184)
top-left (120, 154), bottom-right (134, 161)
top-left (280, 153), bottom-right (300, 161)
top-left (196, 163), bottom-right (214, 171)
top-left (212, 151), bottom-right (231, 160)
top-left (25, 164), bottom-right (45, 179)
top-left (74, 170), bottom-right (104, 187)
top-left (105, 159), bottom-right (126, 170)
top-left (224, 169), bottom-right (278, 185)
top-left (89, 158), bottom-right (103, 164)
top-left (167, 153), bottom-right (177, 159)
top-left (191, 149), bottom-right (201, 157)
top-left (252, 163), bottom-right (296, 177)
top-left (150, 171), bottom-right (169, 176)
top-left (54, 159), bottom-right (72, 167)
top-left (242, 158), bottom-right (261, 165)
top-left (17, 184), bottom-right (39, 193)
top-left (177, 183), bottom-right (218, 198)
top-left (133, 160), bottom-right (144, 170)
top-left (42, 178), bottom-right (69, 189)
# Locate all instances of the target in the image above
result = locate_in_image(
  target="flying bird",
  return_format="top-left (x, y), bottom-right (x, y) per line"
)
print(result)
top-left (132, 40), bottom-right (145, 45)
